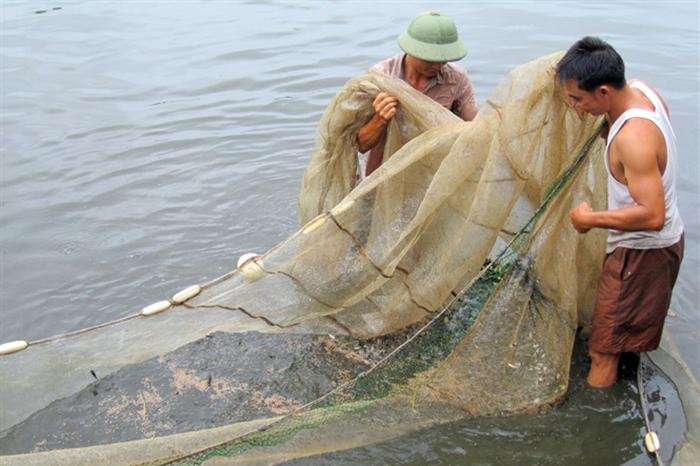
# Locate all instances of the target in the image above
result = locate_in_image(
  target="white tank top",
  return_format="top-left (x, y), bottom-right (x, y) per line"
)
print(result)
top-left (604, 81), bottom-right (684, 253)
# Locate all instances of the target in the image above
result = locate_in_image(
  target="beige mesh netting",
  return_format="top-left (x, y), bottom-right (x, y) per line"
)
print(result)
top-left (296, 51), bottom-right (605, 340)
top-left (0, 52), bottom-right (611, 465)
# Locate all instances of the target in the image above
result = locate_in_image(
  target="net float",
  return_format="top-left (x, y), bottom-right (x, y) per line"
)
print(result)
top-left (140, 301), bottom-right (172, 316)
top-left (237, 253), bottom-right (266, 281)
top-left (0, 340), bottom-right (29, 355)
top-left (172, 285), bottom-right (202, 304)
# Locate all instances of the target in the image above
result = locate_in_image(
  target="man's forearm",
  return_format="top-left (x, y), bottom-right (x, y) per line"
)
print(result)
top-left (365, 147), bottom-right (383, 176)
top-left (357, 113), bottom-right (389, 153)
top-left (579, 205), bottom-right (665, 232)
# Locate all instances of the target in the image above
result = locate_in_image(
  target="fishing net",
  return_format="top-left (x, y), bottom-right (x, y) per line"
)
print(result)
top-left (0, 52), bottom-right (610, 465)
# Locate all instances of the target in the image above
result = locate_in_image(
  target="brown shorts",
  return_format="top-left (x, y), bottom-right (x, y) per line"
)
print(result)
top-left (589, 236), bottom-right (684, 354)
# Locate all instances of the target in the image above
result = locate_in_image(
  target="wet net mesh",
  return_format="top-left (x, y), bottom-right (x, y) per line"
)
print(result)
top-left (0, 52), bottom-right (608, 465)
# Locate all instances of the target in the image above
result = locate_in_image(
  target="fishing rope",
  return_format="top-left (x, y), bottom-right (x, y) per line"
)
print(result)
top-left (155, 121), bottom-right (607, 465)
top-left (637, 353), bottom-right (666, 466)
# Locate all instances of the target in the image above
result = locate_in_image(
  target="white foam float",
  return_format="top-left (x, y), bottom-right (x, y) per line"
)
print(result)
top-left (237, 253), bottom-right (266, 281)
top-left (172, 285), bottom-right (202, 304)
top-left (140, 301), bottom-right (172, 317)
top-left (0, 340), bottom-right (29, 355)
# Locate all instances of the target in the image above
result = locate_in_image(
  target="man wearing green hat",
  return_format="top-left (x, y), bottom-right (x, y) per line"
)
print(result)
top-left (357, 11), bottom-right (477, 177)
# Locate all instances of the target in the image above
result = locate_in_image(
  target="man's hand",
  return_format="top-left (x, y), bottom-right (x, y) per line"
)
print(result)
top-left (373, 92), bottom-right (398, 121)
top-left (357, 92), bottom-right (399, 155)
top-left (570, 201), bottom-right (593, 234)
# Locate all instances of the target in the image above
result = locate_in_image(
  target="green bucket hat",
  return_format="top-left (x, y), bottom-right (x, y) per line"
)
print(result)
top-left (397, 11), bottom-right (468, 62)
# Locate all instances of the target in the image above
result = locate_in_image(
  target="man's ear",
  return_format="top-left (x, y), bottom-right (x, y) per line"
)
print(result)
top-left (598, 85), bottom-right (612, 97)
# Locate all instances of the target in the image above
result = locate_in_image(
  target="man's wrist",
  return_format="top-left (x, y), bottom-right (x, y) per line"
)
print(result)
top-left (374, 112), bottom-right (390, 125)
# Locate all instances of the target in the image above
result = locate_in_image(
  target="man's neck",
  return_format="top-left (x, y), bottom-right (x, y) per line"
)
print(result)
top-left (403, 55), bottom-right (432, 91)
top-left (606, 84), bottom-right (641, 124)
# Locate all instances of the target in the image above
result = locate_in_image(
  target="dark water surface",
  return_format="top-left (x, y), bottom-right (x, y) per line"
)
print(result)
top-left (281, 349), bottom-right (686, 466)
top-left (1, 0), bottom-right (698, 464)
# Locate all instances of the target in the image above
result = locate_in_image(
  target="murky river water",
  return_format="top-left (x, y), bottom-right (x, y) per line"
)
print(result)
top-left (1, 0), bottom-right (698, 464)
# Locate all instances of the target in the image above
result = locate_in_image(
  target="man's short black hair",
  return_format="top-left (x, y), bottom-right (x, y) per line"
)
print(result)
top-left (557, 36), bottom-right (626, 92)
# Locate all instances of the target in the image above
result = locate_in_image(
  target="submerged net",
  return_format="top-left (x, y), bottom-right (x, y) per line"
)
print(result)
top-left (0, 52), bottom-right (609, 465)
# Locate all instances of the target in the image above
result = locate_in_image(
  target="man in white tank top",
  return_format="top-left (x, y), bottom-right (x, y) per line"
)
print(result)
top-left (557, 37), bottom-right (684, 388)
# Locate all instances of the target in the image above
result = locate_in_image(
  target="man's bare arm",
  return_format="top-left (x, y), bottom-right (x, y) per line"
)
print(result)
top-left (570, 119), bottom-right (666, 233)
top-left (357, 92), bottom-right (398, 154)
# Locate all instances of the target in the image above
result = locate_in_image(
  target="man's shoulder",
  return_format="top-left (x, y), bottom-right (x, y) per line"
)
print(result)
top-left (372, 54), bottom-right (405, 76)
top-left (612, 119), bottom-right (663, 167)
top-left (615, 118), bottom-right (660, 144)
top-left (439, 62), bottom-right (470, 86)
top-left (628, 78), bottom-right (670, 117)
